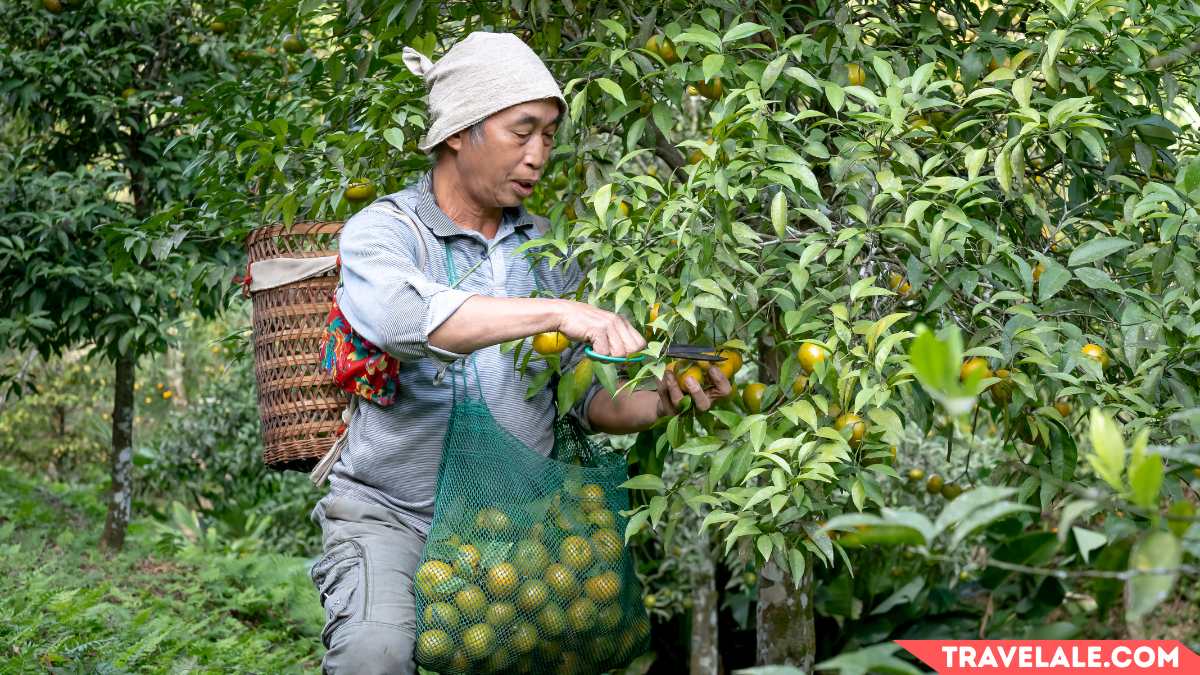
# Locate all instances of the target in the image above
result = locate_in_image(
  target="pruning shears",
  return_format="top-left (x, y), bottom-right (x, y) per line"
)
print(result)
top-left (583, 344), bottom-right (723, 364)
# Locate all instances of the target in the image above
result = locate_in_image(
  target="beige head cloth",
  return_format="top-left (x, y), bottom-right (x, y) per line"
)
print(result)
top-left (401, 32), bottom-right (566, 153)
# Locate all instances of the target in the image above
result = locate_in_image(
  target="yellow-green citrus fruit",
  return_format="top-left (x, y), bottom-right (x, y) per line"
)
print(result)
top-left (560, 535), bottom-right (594, 571)
top-left (544, 563), bottom-right (579, 599)
top-left (1081, 343), bottom-right (1109, 368)
top-left (587, 509), bottom-right (617, 530)
top-left (742, 382), bottom-right (766, 413)
top-left (565, 597), bottom-right (598, 632)
top-left (415, 629), bottom-right (454, 664)
top-left (461, 623), bottom-right (496, 660)
top-left (512, 621), bottom-right (539, 654)
top-left (908, 468), bottom-right (926, 482)
top-left (716, 349), bottom-right (743, 380)
top-left (485, 601), bottom-right (517, 627)
top-left (474, 507), bottom-right (512, 533)
top-left (926, 474), bottom-right (945, 495)
top-left (454, 544), bottom-right (480, 578)
top-left (344, 179), bottom-right (376, 203)
top-left (536, 603), bottom-right (567, 637)
top-left (579, 483), bottom-right (605, 513)
top-left (990, 368), bottom-right (1013, 405)
top-left (834, 413), bottom-right (866, 448)
top-left (515, 579), bottom-right (550, 612)
top-left (532, 331), bottom-right (569, 354)
top-left (485, 562), bottom-right (519, 598)
top-left (209, 20), bottom-right (226, 34)
top-left (454, 585), bottom-right (488, 620)
top-left (415, 560), bottom-right (455, 599)
top-left (847, 63), bottom-right (866, 86)
top-left (643, 594), bottom-right (657, 609)
top-left (1167, 501), bottom-right (1195, 538)
top-left (791, 374), bottom-right (808, 396)
top-left (282, 33), bottom-right (306, 54)
top-left (960, 357), bottom-right (992, 382)
top-left (513, 540), bottom-right (550, 577)
top-left (596, 603), bottom-right (622, 631)
top-left (583, 570), bottom-right (620, 604)
top-left (423, 601), bottom-right (461, 630)
top-left (941, 483), bottom-right (963, 500)
top-left (1054, 398), bottom-right (1072, 418)
top-left (484, 646), bottom-right (513, 672)
top-left (590, 528), bottom-right (622, 564)
top-left (798, 342), bottom-right (827, 374)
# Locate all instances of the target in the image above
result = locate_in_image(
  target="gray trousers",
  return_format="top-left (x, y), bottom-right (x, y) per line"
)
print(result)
top-left (310, 495), bottom-right (426, 675)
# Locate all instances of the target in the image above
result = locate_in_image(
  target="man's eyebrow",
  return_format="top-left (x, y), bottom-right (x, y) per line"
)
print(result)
top-left (511, 113), bottom-right (560, 129)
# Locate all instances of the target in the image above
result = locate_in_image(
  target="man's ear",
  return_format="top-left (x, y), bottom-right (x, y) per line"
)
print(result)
top-left (444, 130), bottom-right (465, 153)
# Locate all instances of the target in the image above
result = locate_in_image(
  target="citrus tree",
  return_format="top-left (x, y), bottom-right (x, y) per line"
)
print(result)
top-left (0, 0), bottom-right (240, 551)
top-left (183, 0), bottom-right (1200, 669)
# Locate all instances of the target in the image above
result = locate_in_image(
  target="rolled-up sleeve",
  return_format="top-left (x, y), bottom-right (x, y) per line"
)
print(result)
top-left (337, 207), bottom-right (476, 364)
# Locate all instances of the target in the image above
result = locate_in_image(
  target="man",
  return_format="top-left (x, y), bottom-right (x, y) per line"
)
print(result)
top-left (309, 32), bottom-right (732, 674)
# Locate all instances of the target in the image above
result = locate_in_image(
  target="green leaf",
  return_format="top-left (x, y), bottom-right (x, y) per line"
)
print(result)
top-left (1037, 260), bottom-right (1071, 303)
top-left (383, 128), bottom-right (405, 151)
top-left (1067, 237), bottom-right (1134, 267)
top-left (994, 148), bottom-right (1012, 194)
top-left (1087, 408), bottom-right (1126, 492)
top-left (722, 22), bottom-right (768, 43)
top-left (591, 183), bottom-right (613, 221)
top-left (621, 474), bottom-right (666, 491)
top-left (702, 54), bottom-right (725, 82)
top-left (965, 147), bottom-right (987, 180)
top-left (1072, 527), bottom-right (1107, 564)
top-left (1126, 531), bottom-right (1181, 623)
top-left (770, 190), bottom-right (788, 240)
top-left (1041, 29), bottom-right (1066, 89)
top-left (1127, 431), bottom-right (1161, 509)
top-left (594, 78), bottom-right (626, 105)
top-left (762, 53), bottom-right (788, 92)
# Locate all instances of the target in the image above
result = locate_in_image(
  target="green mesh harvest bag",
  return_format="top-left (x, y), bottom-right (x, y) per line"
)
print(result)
top-left (410, 240), bottom-right (650, 674)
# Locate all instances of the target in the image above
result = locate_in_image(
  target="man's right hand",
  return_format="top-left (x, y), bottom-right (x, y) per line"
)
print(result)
top-left (553, 299), bottom-right (647, 358)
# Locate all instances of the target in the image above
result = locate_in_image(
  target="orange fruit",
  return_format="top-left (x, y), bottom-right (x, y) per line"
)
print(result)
top-left (461, 623), bottom-right (496, 660)
top-left (926, 474), bottom-right (945, 495)
top-left (834, 413), bottom-right (866, 447)
top-left (415, 560), bottom-right (456, 599)
top-left (536, 603), bottom-right (567, 637)
top-left (566, 597), bottom-right (598, 632)
top-left (560, 536), bottom-right (594, 571)
top-left (678, 364), bottom-right (705, 388)
top-left (587, 509), bottom-right (616, 529)
top-left (415, 629), bottom-right (454, 664)
top-left (596, 603), bottom-right (622, 631)
top-left (515, 579), bottom-right (550, 612)
top-left (422, 601), bottom-right (461, 630)
top-left (797, 342), bottom-right (827, 373)
top-left (1081, 343), bottom-right (1109, 368)
top-left (590, 528), bottom-right (622, 564)
top-left (583, 571), bottom-right (620, 604)
top-left (686, 84), bottom-right (700, 97)
top-left (344, 179), bottom-right (376, 203)
top-left (990, 368), bottom-right (1013, 405)
top-left (644, 34), bottom-right (661, 55)
top-left (791, 374), bottom-right (808, 396)
top-left (485, 562), bottom-right (519, 598)
top-left (1054, 398), bottom-right (1072, 418)
top-left (960, 357), bottom-right (992, 381)
top-left (847, 63), bottom-right (866, 86)
top-left (716, 349), bottom-right (743, 380)
top-left (579, 483), bottom-right (605, 512)
top-left (474, 507), bottom-right (512, 532)
top-left (454, 584), bottom-right (488, 620)
top-left (484, 646), bottom-right (514, 672)
top-left (532, 331), bottom-right (569, 354)
top-left (907, 468), bottom-right (925, 481)
top-left (696, 77), bottom-right (724, 100)
top-left (454, 544), bottom-right (480, 577)
top-left (742, 382), bottom-right (766, 413)
top-left (618, 200), bottom-right (631, 217)
top-left (941, 483), bottom-right (963, 500)
top-left (1033, 261), bottom-right (1045, 283)
top-left (658, 37), bottom-right (679, 63)
top-left (648, 302), bottom-right (663, 323)
top-left (485, 601), bottom-right (517, 627)
top-left (544, 563), bottom-right (579, 599)
top-left (512, 621), bottom-right (539, 654)
top-left (513, 540), bottom-right (550, 577)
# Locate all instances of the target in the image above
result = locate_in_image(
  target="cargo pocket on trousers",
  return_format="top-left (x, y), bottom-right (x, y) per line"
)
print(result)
top-left (310, 539), bottom-right (366, 648)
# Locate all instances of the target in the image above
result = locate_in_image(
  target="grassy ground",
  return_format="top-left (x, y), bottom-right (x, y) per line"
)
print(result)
top-left (0, 466), bottom-right (323, 674)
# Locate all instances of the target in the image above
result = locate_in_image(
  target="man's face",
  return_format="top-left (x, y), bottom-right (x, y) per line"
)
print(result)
top-left (445, 98), bottom-right (560, 208)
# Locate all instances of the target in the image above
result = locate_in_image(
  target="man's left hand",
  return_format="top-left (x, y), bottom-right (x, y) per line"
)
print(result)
top-left (655, 364), bottom-right (733, 417)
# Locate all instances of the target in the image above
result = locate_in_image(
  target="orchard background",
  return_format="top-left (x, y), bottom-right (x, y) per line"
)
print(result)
top-left (3, 0), bottom-right (1200, 672)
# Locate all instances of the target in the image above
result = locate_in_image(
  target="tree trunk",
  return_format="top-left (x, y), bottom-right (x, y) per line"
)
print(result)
top-left (752, 324), bottom-right (817, 668)
top-left (100, 352), bottom-right (135, 552)
top-left (689, 530), bottom-right (720, 674)
top-left (755, 558), bottom-right (815, 669)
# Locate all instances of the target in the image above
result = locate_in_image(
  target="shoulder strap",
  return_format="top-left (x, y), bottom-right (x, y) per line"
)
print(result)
top-left (365, 199), bottom-right (430, 274)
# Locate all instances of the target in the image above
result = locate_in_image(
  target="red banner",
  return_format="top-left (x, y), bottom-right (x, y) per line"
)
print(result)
top-left (896, 640), bottom-right (1200, 674)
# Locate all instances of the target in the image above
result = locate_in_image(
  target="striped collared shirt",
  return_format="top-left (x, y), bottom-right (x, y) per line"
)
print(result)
top-left (325, 170), bottom-right (600, 535)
